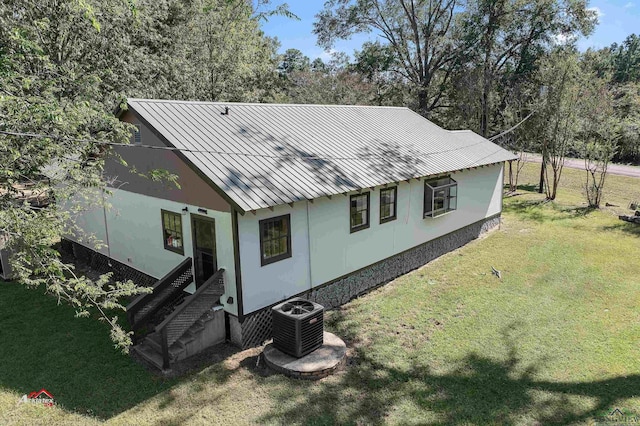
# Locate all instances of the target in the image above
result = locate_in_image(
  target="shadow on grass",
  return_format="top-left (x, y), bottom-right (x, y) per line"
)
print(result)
top-left (602, 221), bottom-right (640, 237)
top-left (259, 314), bottom-right (639, 425)
top-left (0, 281), bottom-right (233, 420)
top-left (504, 198), bottom-right (596, 223)
top-left (516, 183), bottom-right (540, 192)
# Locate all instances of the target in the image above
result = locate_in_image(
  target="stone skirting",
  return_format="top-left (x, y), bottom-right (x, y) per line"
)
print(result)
top-left (233, 214), bottom-right (501, 349)
top-left (60, 239), bottom-right (157, 287)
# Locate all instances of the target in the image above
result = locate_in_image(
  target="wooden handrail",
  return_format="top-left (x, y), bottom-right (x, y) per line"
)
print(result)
top-left (158, 268), bottom-right (225, 369)
top-left (126, 257), bottom-right (192, 329)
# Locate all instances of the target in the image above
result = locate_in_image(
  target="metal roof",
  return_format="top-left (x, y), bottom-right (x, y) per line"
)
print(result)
top-left (126, 99), bottom-right (517, 212)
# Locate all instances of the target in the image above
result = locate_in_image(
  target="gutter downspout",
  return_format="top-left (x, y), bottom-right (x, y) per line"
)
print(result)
top-left (231, 208), bottom-right (244, 322)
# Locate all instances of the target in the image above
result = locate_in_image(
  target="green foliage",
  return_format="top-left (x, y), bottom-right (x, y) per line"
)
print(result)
top-left (0, 0), bottom-right (156, 353)
top-left (611, 34), bottom-right (640, 84)
top-left (443, 0), bottom-right (595, 136)
top-left (313, 0), bottom-right (596, 125)
top-left (278, 48), bottom-right (311, 75)
top-left (579, 35), bottom-right (640, 164)
top-left (314, 0), bottom-right (464, 116)
top-left (576, 77), bottom-right (619, 207)
top-left (278, 51), bottom-right (395, 106)
top-left (531, 48), bottom-right (583, 200)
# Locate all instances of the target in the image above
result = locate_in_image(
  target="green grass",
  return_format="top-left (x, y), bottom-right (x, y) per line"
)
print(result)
top-left (1, 162), bottom-right (640, 425)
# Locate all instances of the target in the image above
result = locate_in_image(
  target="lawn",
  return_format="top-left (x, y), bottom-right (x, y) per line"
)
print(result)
top-left (1, 162), bottom-right (639, 425)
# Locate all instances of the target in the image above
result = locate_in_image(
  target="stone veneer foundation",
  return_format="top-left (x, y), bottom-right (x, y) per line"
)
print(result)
top-left (231, 213), bottom-right (501, 349)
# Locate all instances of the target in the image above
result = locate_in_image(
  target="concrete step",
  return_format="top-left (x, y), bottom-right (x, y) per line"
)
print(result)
top-left (133, 306), bottom-right (224, 369)
top-left (132, 343), bottom-right (164, 370)
top-left (144, 332), bottom-right (163, 352)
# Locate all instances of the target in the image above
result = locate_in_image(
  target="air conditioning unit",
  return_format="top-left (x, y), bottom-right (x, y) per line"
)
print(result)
top-left (272, 298), bottom-right (324, 358)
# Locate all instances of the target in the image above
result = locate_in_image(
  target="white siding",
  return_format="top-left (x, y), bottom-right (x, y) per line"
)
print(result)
top-left (238, 164), bottom-right (504, 314)
top-left (68, 189), bottom-right (238, 316)
top-left (237, 202), bottom-right (311, 314)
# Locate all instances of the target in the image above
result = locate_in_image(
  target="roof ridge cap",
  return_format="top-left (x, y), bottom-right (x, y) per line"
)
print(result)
top-left (128, 98), bottom-right (410, 110)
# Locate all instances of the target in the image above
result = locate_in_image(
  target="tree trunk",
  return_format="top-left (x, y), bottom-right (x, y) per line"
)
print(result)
top-left (538, 158), bottom-right (545, 193)
top-left (417, 85), bottom-right (429, 117)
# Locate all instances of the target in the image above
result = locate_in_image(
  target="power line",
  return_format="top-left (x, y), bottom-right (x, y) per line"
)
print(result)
top-left (0, 129), bottom-right (494, 161)
top-left (488, 110), bottom-right (537, 142)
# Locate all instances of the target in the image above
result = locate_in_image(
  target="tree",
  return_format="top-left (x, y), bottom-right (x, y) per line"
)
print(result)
top-left (314, 0), bottom-right (465, 117)
top-left (1, 0), bottom-right (294, 352)
top-left (611, 83), bottom-right (640, 163)
top-left (352, 41), bottom-right (407, 106)
top-left (282, 52), bottom-right (380, 105)
top-left (0, 0), bottom-right (149, 352)
top-left (611, 34), bottom-right (640, 84)
top-left (175, 0), bottom-right (282, 102)
top-left (577, 78), bottom-right (618, 208)
top-left (278, 48), bottom-right (311, 75)
top-left (532, 49), bottom-right (582, 200)
top-left (454, 0), bottom-right (596, 136)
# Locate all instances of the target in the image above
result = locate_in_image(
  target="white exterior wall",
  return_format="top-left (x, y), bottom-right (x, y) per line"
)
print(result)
top-left (238, 202), bottom-right (312, 314)
top-left (69, 189), bottom-right (238, 316)
top-left (238, 164), bottom-right (504, 314)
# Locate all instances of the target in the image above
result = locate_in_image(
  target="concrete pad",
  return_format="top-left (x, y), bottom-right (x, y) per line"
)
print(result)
top-left (263, 332), bottom-right (346, 380)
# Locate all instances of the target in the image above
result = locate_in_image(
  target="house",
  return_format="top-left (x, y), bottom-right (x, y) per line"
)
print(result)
top-left (63, 99), bottom-right (516, 369)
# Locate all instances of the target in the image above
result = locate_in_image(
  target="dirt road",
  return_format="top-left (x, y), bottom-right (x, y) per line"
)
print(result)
top-left (525, 154), bottom-right (640, 178)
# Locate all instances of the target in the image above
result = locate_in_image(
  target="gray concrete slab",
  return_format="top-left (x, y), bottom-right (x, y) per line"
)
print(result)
top-left (263, 332), bottom-right (346, 379)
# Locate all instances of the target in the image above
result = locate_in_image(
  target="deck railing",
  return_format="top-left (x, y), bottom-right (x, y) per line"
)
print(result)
top-left (156, 268), bottom-right (225, 369)
top-left (126, 257), bottom-right (194, 335)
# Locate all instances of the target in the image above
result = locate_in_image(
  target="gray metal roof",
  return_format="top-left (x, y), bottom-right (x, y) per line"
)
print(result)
top-left (126, 99), bottom-right (517, 212)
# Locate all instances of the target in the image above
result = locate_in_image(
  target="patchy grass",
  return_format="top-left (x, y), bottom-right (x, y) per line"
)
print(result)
top-left (514, 161), bottom-right (640, 210)
top-left (0, 282), bottom-right (178, 423)
top-left (1, 163), bottom-right (639, 425)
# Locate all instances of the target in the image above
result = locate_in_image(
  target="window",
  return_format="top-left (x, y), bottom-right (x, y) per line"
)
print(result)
top-left (379, 187), bottom-right (397, 224)
top-left (133, 124), bottom-right (141, 145)
top-left (350, 192), bottom-right (370, 233)
top-left (259, 214), bottom-right (291, 266)
top-left (424, 176), bottom-right (457, 218)
top-left (162, 210), bottom-right (184, 254)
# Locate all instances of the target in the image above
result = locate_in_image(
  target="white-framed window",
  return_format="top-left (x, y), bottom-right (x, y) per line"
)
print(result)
top-left (424, 176), bottom-right (457, 217)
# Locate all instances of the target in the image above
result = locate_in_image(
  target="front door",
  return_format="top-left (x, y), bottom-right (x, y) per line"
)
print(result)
top-left (191, 215), bottom-right (217, 288)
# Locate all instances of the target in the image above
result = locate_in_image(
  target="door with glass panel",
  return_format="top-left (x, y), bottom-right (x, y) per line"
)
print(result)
top-left (191, 215), bottom-right (217, 288)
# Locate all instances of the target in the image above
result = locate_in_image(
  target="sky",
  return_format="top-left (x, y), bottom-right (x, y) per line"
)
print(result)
top-left (259, 0), bottom-right (640, 61)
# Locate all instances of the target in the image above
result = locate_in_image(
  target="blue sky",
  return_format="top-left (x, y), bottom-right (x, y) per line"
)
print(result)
top-left (259, 0), bottom-right (640, 61)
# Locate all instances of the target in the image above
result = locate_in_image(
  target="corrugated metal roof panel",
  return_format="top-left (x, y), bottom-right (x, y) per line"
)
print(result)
top-left (127, 99), bottom-right (518, 212)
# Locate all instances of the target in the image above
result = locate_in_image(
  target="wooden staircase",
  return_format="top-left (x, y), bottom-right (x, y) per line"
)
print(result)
top-left (127, 257), bottom-right (194, 337)
top-left (127, 261), bottom-right (226, 370)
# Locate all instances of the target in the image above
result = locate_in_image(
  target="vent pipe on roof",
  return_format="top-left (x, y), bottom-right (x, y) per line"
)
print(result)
top-left (221, 107), bottom-right (230, 115)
